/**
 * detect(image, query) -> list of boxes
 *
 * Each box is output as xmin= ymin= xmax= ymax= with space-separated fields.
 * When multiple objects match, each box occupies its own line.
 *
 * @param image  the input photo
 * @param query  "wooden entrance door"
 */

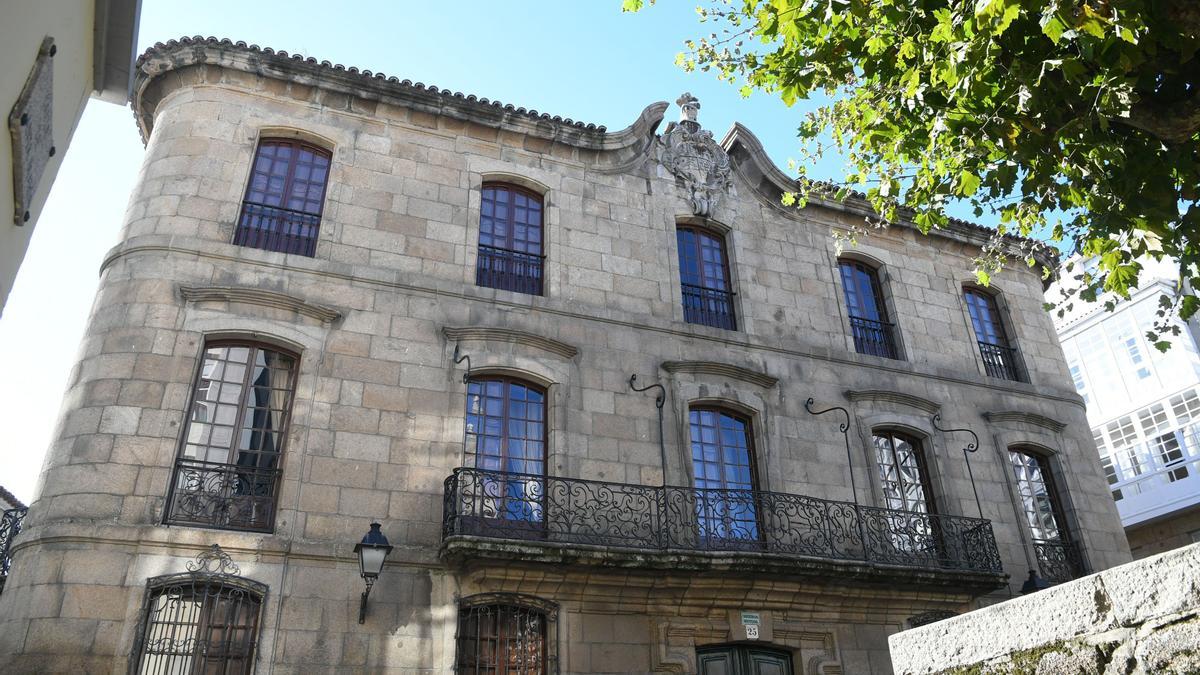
xmin=696 ymin=645 xmax=794 ymax=675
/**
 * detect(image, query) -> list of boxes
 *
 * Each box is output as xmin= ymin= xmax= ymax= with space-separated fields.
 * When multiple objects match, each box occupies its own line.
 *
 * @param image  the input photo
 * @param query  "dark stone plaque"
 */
xmin=8 ymin=37 xmax=56 ymax=225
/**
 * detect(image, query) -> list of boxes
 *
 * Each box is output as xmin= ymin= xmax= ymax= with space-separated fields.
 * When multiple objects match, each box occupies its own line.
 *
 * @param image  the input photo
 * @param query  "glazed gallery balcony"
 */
xmin=441 ymin=468 xmax=1006 ymax=590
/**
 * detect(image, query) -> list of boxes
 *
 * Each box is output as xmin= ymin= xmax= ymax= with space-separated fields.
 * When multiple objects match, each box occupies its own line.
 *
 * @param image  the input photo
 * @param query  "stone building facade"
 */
xmin=0 ymin=37 xmax=1129 ymax=674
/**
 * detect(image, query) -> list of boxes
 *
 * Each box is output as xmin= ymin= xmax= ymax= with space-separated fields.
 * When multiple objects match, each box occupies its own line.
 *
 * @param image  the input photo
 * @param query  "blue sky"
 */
xmin=0 ymin=1 xmax=996 ymax=502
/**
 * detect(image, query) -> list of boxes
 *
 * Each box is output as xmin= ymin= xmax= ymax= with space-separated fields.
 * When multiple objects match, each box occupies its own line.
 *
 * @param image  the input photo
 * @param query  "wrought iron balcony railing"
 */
xmin=849 ymin=316 xmax=899 ymax=359
xmin=0 ymin=506 xmax=28 ymax=593
xmin=1033 ymin=538 xmax=1084 ymax=584
xmin=164 ymin=458 xmax=282 ymax=533
xmin=442 ymin=467 xmax=1003 ymax=574
xmin=977 ymin=341 xmax=1023 ymax=382
xmin=476 ymin=245 xmax=545 ymax=296
xmin=681 ymin=283 xmax=737 ymax=331
xmin=234 ymin=201 xmax=322 ymax=257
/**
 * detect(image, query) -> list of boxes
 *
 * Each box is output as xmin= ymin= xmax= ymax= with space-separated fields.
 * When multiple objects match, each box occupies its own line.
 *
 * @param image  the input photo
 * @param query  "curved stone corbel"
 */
xmin=592 ymin=101 xmax=669 ymax=175
xmin=178 ymin=285 xmax=341 ymax=324
xmin=983 ymin=410 xmax=1068 ymax=433
xmin=844 ymin=389 xmax=941 ymax=414
xmin=442 ymin=326 xmax=579 ymax=360
xmin=600 ymin=100 xmax=669 ymax=151
xmin=661 ymin=360 xmax=777 ymax=388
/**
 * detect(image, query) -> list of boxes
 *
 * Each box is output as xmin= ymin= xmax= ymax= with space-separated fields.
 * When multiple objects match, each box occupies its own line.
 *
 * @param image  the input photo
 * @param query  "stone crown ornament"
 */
xmin=660 ymin=92 xmax=732 ymax=218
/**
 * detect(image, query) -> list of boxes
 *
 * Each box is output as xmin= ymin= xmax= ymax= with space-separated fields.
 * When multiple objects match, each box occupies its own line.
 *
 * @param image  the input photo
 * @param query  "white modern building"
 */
xmin=1052 ymin=256 xmax=1200 ymax=557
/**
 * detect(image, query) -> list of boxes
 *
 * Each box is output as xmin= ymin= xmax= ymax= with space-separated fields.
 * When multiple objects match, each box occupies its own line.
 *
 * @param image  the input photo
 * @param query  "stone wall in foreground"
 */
xmin=888 ymin=542 xmax=1200 ymax=674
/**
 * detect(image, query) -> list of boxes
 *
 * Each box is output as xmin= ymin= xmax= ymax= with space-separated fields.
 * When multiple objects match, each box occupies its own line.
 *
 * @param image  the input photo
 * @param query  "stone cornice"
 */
xmin=720 ymin=122 xmax=1059 ymax=276
xmin=443 ymin=326 xmax=579 ymax=360
xmin=844 ymin=389 xmax=942 ymax=414
xmin=105 ymin=237 xmax=1084 ymax=407
xmin=983 ymin=410 xmax=1068 ymax=433
xmin=178 ymin=284 xmax=341 ymax=324
xmin=661 ymin=360 xmax=778 ymax=388
xmin=133 ymin=37 xmax=666 ymax=156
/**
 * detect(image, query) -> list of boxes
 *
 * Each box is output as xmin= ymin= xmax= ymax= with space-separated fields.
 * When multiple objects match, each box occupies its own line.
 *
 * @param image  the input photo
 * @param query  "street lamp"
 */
xmin=354 ymin=522 xmax=393 ymax=623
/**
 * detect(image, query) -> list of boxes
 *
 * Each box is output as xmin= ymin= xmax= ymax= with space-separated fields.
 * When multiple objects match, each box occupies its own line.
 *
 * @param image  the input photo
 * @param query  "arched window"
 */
xmin=963 ymin=288 xmax=1023 ymax=381
xmin=476 ymin=183 xmax=544 ymax=295
xmin=133 ymin=568 xmax=266 ymax=674
xmin=465 ymin=377 xmax=547 ymax=527
xmin=1008 ymin=448 xmax=1082 ymax=582
xmin=165 ymin=340 xmax=298 ymax=532
xmin=677 ymin=226 xmax=736 ymax=330
xmin=838 ymin=259 xmax=898 ymax=359
xmin=689 ymin=407 xmax=759 ymax=544
xmin=235 ymin=138 xmax=331 ymax=256
xmin=455 ymin=593 xmax=558 ymax=674
xmin=872 ymin=431 xmax=936 ymax=514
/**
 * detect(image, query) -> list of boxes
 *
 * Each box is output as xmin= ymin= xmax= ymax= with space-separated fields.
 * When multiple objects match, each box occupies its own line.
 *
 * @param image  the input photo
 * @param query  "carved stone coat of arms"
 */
xmin=660 ymin=93 xmax=732 ymax=218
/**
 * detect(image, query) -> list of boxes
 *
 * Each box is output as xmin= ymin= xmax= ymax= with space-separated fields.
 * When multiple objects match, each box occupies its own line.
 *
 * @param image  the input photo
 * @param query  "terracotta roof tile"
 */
xmin=136 ymin=37 xmax=607 ymax=131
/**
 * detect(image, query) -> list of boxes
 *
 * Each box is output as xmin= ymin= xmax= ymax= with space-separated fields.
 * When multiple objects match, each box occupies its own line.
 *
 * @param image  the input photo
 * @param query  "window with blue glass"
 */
xmin=838 ymin=259 xmax=899 ymax=359
xmin=689 ymin=407 xmax=759 ymax=545
xmin=465 ymin=377 xmax=546 ymax=524
xmin=476 ymin=184 xmax=544 ymax=296
xmin=964 ymin=288 xmax=1023 ymax=381
xmin=677 ymin=226 xmax=736 ymax=330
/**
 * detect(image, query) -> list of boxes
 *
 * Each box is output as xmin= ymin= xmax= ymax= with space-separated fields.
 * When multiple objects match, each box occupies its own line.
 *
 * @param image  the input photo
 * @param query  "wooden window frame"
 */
xmin=1008 ymin=447 xmax=1084 ymax=582
xmin=837 ymin=258 xmax=900 ymax=359
xmin=476 ymin=183 xmax=546 ymax=296
xmin=676 ymin=225 xmax=737 ymax=330
xmin=871 ymin=430 xmax=939 ymax=515
xmin=688 ymin=405 xmax=762 ymax=547
xmin=465 ymin=375 xmax=548 ymax=477
xmin=1008 ymin=448 xmax=1072 ymax=543
xmin=963 ymin=287 xmax=1025 ymax=381
xmin=163 ymin=339 xmax=299 ymax=533
xmin=463 ymin=376 xmax=549 ymax=537
xmin=234 ymin=138 xmax=332 ymax=257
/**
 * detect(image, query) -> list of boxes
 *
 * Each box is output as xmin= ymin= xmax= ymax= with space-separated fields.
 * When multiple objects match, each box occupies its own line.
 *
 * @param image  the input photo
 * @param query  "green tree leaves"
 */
xmin=632 ymin=0 xmax=1200 ymax=342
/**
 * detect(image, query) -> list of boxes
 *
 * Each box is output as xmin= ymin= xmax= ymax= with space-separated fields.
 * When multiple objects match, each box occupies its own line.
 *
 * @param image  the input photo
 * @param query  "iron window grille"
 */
xmin=964 ymin=288 xmax=1025 ymax=382
xmin=131 ymin=546 xmax=266 ymax=675
xmin=476 ymin=184 xmax=544 ymax=296
xmin=677 ymin=226 xmax=736 ymax=330
xmin=164 ymin=341 xmax=298 ymax=533
xmin=455 ymin=593 xmax=558 ymax=675
xmin=234 ymin=139 xmax=331 ymax=257
xmin=1008 ymin=449 xmax=1084 ymax=583
xmin=0 ymin=506 xmax=28 ymax=594
xmin=839 ymin=260 xmax=899 ymax=359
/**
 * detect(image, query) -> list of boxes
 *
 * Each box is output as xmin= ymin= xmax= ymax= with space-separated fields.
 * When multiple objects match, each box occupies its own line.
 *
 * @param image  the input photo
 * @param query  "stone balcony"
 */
xmin=440 ymin=467 xmax=1008 ymax=593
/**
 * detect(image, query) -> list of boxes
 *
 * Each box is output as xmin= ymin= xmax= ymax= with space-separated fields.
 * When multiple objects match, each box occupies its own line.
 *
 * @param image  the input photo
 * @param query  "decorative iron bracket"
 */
xmin=451 ymin=343 xmax=472 ymax=384
xmin=804 ymin=398 xmax=858 ymax=507
xmin=186 ymin=544 xmax=240 ymax=577
xmin=359 ymin=576 xmax=376 ymax=624
xmin=630 ymin=374 xmax=668 ymax=486
xmin=628 ymin=374 xmax=665 ymax=409
xmin=932 ymin=414 xmax=984 ymax=519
